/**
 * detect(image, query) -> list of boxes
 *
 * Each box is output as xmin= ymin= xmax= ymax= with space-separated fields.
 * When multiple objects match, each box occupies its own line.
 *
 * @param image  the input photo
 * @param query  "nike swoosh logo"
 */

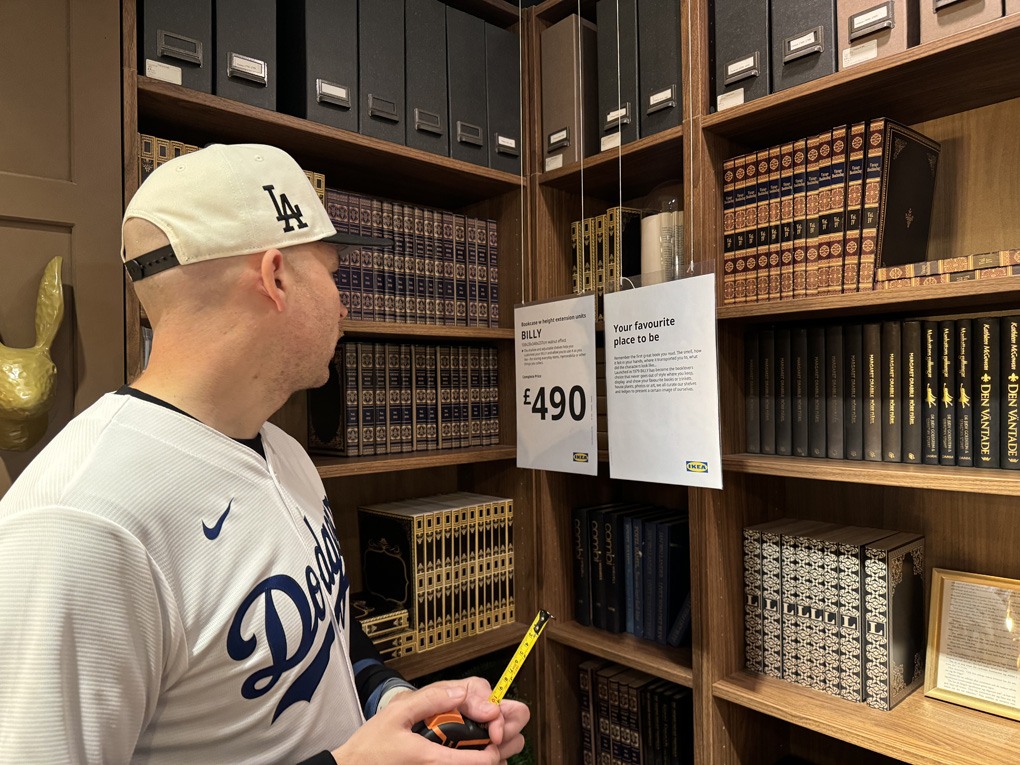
xmin=203 ymin=499 xmax=233 ymax=540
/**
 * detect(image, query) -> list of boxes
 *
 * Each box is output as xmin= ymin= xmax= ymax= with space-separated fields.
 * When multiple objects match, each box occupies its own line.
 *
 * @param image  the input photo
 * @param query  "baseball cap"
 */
xmin=121 ymin=143 xmax=391 ymax=281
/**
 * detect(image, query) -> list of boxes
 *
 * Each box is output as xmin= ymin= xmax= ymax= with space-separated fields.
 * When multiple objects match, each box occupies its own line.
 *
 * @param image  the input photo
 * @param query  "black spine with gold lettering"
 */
xmin=863 ymin=323 xmax=882 ymax=461
xmin=881 ymin=321 xmax=901 ymax=462
xmin=826 ymin=325 xmax=844 ymax=459
xmin=844 ymin=324 xmax=863 ymax=460
xmin=975 ymin=318 xmax=1000 ymax=469
xmin=956 ymin=319 xmax=974 ymax=467
xmin=793 ymin=328 xmax=809 ymax=457
xmin=1002 ymin=317 xmax=1020 ymax=470
xmin=923 ymin=321 xmax=940 ymax=465
xmin=761 ymin=329 xmax=776 ymax=455
xmin=776 ymin=329 xmax=792 ymax=456
xmin=902 ymin=321 xmax=922 ymax=464
xmin=939 ymin=320 xmax=956 ymax=465
xmin=746 ymin=329 xmax=761 ymax=453
xmin=808 ymin=326 xmax=826 ymax=458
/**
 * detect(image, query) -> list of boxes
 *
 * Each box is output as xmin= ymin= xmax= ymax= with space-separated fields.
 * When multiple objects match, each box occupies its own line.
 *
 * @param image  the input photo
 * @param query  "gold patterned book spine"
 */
xmin=374 ymin=343 xmax=388 ymax=453
xmin=755 ymin=150 xmax=770 ymax=302
xmin=743 ymin=526 xmax=765 ymax=673
xmin=859 ymin=118 xmax=887 ymax=291
xmin=842 ymin=122 xmax=867 ymax=293
xmin=595 ymin=214 xmax=606 ymax=322
xmin=877 ymin=249 xmax=1020 ymax=280
xmin=424 ymin=508 xmax=438 ymax=650
xmin=810 ymin=131 xmax=832 ymax=297
xmin=572 ymin=220 xmax=581 ymax=294
xmin=823 ymin=125 xmax=849 ymax=295
xmin=442 ymin=506 xmax=455 ymax=645
xmin=138 ymin=134 xmax=156 ymax=183
xmin=482 ymin=500 xmax=495 ymax=632
xmin=452 ymin=505 xmax=465 ymax=641
xmin=506 ymin=498 xmax=515 ymax=623
xmin=413 ymin=513 xmax=427 ymax=652
xmin=779 ymin=144 xmax=795 ymax=300
xmin=467 ymin=503 xmax=479 ymax=637
xmin=733 ymin=156 xmax=749 ymax=303
xmin=803 ymin=134 xmax=822 ymax=297
xmin=767 ymin=145 xmax=782 ymax=301
xmin=154 ymin=136 xmax=172 ymax=168
xmin=878 ymin=264 xmax=1020 ymax=289
xmin=496 ymin=498 xmax=508 ymax=628
xmin=721 ymin=158 xmax=738 ymax=304
xmin=792 ymin=139 xmax=808 ymax=298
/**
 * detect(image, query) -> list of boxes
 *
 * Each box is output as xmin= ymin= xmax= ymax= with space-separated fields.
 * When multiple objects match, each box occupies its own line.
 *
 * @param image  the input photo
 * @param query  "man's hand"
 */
xmin=455 ymin=677 xmax=530 ymax=765
xmin=331 ymin=680 xmax=500 ymax=765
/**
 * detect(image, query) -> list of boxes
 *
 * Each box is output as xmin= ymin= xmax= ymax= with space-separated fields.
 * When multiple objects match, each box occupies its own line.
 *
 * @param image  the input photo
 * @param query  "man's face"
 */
xmin=290 ymin=241 xmax=348 ymax=389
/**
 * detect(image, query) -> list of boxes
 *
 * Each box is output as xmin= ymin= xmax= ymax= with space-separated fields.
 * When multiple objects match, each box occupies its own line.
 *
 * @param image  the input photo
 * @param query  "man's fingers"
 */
xmin=391 ymin=683 xmax=468 ymax=728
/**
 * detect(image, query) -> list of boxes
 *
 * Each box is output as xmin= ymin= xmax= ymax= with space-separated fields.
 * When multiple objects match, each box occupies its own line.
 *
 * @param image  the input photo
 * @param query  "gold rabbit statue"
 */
xmin=0 ymin=257 xmax=64 ymax=451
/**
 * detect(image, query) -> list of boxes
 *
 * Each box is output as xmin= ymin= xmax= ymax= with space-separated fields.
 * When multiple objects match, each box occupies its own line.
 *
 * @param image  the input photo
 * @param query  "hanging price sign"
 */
xmin=515 ymin=294 xmax=598 ymax=475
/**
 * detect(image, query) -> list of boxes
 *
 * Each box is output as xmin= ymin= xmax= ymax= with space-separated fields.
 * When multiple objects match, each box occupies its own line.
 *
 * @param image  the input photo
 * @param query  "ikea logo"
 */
xmin=573 ymin=452 xmax=589 ymax=463
xmin=686 ymin=461 xmax=709 ymax=473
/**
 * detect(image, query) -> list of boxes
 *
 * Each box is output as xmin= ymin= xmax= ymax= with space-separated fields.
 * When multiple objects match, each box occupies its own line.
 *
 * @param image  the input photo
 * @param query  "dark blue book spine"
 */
xmin=633 ymin=516 xmax=645 ymax=639
xmin=604 ymin=511 xmax=625 ymax=634
xmin=623 ymin=513 xmax=635 ymax=634
xmin=590 ymin=510 xmax=606 ymax=630
xmin=572 ymin=505 xmax=591 ymax=626
xmin=642 ymin=519 xmax=658 ymax=640
xmin=666 ymin=591 xmax=692 ymax=647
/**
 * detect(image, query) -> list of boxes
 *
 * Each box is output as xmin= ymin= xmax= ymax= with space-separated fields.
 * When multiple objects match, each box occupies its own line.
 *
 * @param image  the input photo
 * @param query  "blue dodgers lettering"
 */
xmin=227 ymin=498 xmax=349 ymax=722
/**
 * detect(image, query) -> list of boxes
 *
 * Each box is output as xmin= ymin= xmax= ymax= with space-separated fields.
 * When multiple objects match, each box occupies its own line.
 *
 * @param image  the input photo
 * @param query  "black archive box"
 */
xmin=637 ymin=0 xmax=683 ymax=137
xmin=277 ymin=0 xmax=358 ymax=132
xmin=485 ymin=23 xmax=522 ymax=174
xmin=710 ymin=0 xmax=770 ymax=111
xmin=405 ymin=0 xmax=449 ymax=156
xmin=215 ymin=0 xmax=277 ymax=111
xmin=447 ymin=7 xmax=488 ymax=167
xmin=596 ymin=0 xmax=641 ymax=148
xmin=770 ymin=0 xmax=837 ymax=93
xmin=138 ymin=0 xmax=212 ymax=93
xmin=360 ymin=0 xmax=406 ymax=145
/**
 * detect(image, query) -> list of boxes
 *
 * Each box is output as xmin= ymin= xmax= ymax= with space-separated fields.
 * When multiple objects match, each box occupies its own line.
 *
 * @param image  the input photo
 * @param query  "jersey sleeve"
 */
xmin=0 ymin=506 xmax=177 ymax=763
xmin=349 ymin=616 xmax=414 ymax=718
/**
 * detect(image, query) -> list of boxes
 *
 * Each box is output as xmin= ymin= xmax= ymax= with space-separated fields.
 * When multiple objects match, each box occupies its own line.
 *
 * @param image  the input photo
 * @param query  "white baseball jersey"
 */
xmin=0 ymin=392 xmax=364 ymax=763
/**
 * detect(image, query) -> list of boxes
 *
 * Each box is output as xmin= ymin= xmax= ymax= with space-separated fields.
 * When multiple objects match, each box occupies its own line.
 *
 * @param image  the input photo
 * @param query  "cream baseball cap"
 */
xmin=122 ymin=143 xmax=390 ymax=281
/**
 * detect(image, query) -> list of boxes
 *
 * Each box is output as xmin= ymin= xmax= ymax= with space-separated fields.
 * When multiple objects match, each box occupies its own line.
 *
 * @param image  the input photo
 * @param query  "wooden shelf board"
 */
xmin=714 ymin=670 xmax=1020 ymax=765
xmin=702 ymin=14 xmax=1020 ymax=146
xmin=547 ymin=620 xmax=693 ymax=687
xmin=723 ymin=454 xmax=1020 ymax=497
xmin=539 ymin=125 xmax=683 ymax=201
xmin=136 ymin=76 xmax=524 ymax=209
xmin=341 ymin=320 xmax=514 ymax=340
xmin=387 ymin=622 xmax=529 ymax=681
xmin=717 ymin=276 xmax=1020 ymax=321
xmin=313 ymin=445 xmax=517 ymax=479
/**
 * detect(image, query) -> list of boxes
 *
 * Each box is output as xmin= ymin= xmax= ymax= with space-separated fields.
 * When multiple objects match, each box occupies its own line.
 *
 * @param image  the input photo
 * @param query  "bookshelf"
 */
xmin=526 ymin=1 xmax=1020 ymax=764
xmin=120 ymin=0 xmax=536 ymax=697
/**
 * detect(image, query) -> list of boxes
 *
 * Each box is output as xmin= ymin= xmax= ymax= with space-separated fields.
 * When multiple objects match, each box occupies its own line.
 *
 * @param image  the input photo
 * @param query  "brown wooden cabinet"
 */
xmin=120 ymin=0 xmax=1020 ymax=761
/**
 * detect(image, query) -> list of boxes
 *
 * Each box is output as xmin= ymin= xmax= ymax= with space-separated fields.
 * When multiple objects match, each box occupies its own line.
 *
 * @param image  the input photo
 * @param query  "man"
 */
xmin=0 ymin=144 xmax=529 ymax=763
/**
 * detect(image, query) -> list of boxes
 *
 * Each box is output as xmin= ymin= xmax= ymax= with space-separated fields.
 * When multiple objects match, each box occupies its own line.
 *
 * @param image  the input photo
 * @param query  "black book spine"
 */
xmin=976 ymin=318 xmax=1000 ymax=469
xmin=761 ymin=329 xmax=776 ymax=455
xmin=954 ymin=318 xmax=971 ymax=467
xmin=881 ymin=321 xmax=902 ymax=462
xmin=776 ymin=329 xmax=792 ymax=456
xmin=902 ymin=321 xmax=922 ymax=464
xmin=939 ymin=320 xmax=956 ymax=465
xmin=956 ymin=319 xmax=974 ymax=467
xmin=923 ymin=321 xmax=940 ymax=465
xmin=604 ymin=511 xmax=625 ymax=634
xmin=792 ymin=328 xmax=809 ymax=457
xmin=826 ymin=324 xmax=844 ymax=460
xmin=808 ymin=326 xmax=826 ymax=458
xmin=572 ymin=505 xmax=591 ymax=626
xmin=844 ymin=324 xmax=864 ymax=460
xmin=746 ymin=329 xmax=761 ymax=453
xmin=1003 ymin=317 xmax=1020 ymax=470
xmin=589 ymin=510 xmax=606 ymax=630
xmin=863 ymin=323 xmax=882 ymax=461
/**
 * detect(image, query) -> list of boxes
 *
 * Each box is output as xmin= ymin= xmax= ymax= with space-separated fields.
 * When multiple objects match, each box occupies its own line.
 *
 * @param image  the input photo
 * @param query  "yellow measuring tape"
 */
xmin=489 ymin=610 xmax=554 ymax=704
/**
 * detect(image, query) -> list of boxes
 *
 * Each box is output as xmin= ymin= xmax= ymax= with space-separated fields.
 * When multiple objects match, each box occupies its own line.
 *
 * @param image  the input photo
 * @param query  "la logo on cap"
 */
xmin=263 ymin=184 xmax=309 ymax=233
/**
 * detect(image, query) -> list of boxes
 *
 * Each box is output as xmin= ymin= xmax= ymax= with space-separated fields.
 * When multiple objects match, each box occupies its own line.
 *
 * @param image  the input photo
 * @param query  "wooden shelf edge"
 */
xmin=135 ymin=76 xmax=524 ymax=202
xmin=702 ymin=14 xmax=1020 ymax=139
xmin=547 ymin=620 xmax=693 ymax=687
xmin=387 ymin=622 xmax=529 ymax=680
xmin=713 ymin=670 xmax=1020 ymax=765
xmin=539 ymin=124 xmax=684 ymax=191
xmin=717 ymin=276 xmax=1020 ymax=320
xmin=313 ymin=445 xmax=517 ymax=478
xmin=342 ymin=320 xmax=514 ymax=340
xmin=722 ymin=454 xmax=1020 ymax=497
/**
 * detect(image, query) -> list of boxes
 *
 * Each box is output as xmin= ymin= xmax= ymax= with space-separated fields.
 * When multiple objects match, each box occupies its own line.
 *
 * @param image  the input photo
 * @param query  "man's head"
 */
xmin=121 ymin=144 xmax=379 ymax=392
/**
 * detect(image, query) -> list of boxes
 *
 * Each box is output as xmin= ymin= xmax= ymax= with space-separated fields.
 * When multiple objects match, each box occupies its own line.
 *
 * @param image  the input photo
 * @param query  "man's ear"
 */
xmin=256 ymin=249 xmax=287 ymax=311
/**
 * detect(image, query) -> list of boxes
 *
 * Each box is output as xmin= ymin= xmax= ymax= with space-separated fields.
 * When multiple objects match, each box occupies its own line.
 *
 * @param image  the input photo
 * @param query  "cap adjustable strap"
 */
xmin=124 ymin=244 xmax=180 ymax=282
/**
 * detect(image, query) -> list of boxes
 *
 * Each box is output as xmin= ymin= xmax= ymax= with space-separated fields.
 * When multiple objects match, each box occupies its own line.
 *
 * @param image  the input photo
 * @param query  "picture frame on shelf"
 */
xmin=925 ymin=568 xmax=1020 ymax=723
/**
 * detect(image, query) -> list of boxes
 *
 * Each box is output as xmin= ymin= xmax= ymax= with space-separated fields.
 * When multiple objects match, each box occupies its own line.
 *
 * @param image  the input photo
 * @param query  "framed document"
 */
xmin=925 ymin=568 xmax=1020 ymax=721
